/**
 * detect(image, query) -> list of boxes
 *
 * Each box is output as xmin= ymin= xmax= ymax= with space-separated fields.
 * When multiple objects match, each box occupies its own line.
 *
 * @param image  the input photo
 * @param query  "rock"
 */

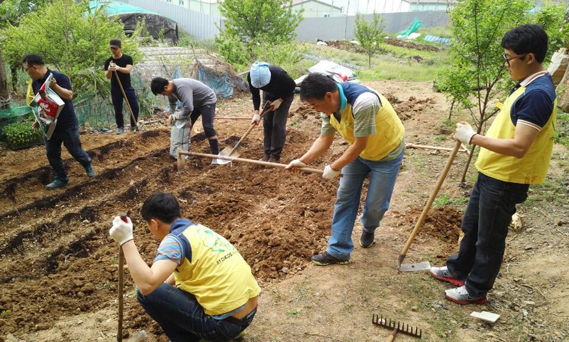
xmin=523 ymin=301 xmax=536 ymax=306
xmin=281 ymin=267 xmax=289 ymax=273
xmin=556 ymin=219 xmax=567 ymax=226
xmin=411 ymin=306 xmax=418 ymax=312
xmin=6 ymin=333 xmax=19 ymax=342
xmin=525 ymin=245 xmax=533 ymax=250
xmin=522 ymin=309 xmax=528 ymax=317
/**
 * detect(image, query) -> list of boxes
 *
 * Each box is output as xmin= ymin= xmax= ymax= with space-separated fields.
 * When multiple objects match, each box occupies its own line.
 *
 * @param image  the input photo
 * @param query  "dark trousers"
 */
xmin=111 ymin=85 xmax=139 ymax=128
xmin=447 ymin=172 xmax=529 ymax=297
xmin=189 ymin=103 xmax=217 ymax=138
xmin=44 ymin=126 xmax=92 ymax=182
xmin=262 ymin=93 xmax=293 ymax=159
xmin=137 ymin=284 xmax=254 ymax=342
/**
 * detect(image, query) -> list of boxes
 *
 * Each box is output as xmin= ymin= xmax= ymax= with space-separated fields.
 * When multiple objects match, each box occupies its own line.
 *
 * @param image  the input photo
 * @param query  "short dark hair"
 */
xmin=140 ymin=192 xmax=181 ymax=224
xmin=22 ymin=54 xmax=45 ymax=66
xmin=150 ymin=77 xmax=169 ymax=95
xmin=300 ymin=73 xmax=338 ymax=101
xmin=501 ymin=24 xmax=548 ymax=63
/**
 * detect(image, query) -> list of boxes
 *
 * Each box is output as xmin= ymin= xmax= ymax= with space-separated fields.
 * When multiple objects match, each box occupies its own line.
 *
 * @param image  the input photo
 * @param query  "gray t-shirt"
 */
xmin=169 ymin=78 xmax=217 ymax=119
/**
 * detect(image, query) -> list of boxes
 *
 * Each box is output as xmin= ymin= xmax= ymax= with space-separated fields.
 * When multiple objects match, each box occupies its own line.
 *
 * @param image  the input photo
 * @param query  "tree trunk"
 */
xmin=0 ymin=50 xmax=10 ymax=110
xmin=368 ymin=53 xmax=371 ymax=68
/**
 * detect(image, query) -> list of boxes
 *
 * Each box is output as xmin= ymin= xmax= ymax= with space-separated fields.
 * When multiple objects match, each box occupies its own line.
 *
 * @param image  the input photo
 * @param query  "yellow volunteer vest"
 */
xmin=475 ymin=86 xmax=556 ymax=184
xmin=329 ymin=93 xmax=405 ymax=161
xmin=174 ymin=224 xmax=261 ymax=315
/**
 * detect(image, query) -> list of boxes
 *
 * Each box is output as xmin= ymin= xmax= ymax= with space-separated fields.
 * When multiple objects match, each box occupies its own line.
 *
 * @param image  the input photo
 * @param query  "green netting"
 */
xmin=0 ymin=105 xmax=34 ymax=141
xmin=74 ymin=70 xmax=155 ymax=129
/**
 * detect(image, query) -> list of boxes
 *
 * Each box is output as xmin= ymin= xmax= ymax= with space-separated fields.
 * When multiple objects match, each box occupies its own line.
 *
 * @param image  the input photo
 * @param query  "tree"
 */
xmin=216 ymin=0 xmax=303 ymax=64
xmin=1 ymin=0 xmax=143 ymax=98
xmin=438 ymin=0 xmax=569 ymax=184
xmin=0 ymin=0 xmax=50 ymax=101
xmin=354 ymin=13 xmax=385 ymax=68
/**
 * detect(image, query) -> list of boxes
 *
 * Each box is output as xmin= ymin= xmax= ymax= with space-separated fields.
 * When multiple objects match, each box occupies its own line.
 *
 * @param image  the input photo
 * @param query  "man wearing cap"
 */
xmin=104 ymin=38 xmax=140 ymax=134
xmin=248 ymin=62 xmax=296 ymax=163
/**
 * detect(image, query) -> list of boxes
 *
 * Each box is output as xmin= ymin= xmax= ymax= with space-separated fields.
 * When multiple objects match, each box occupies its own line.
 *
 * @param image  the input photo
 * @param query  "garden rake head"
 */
xmin=372 ymin=314 xmax=422 ymax=339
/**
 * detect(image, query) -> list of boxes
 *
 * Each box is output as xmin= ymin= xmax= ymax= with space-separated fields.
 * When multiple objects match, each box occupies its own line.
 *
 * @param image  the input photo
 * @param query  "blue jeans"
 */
xmin=44 ymin=126 xmax=92 ymax=183
xmin=137 ymin=284 xmax=254 ymax=342
xmin=447 ymin=172 xmax=529 ymax=297
xmin=111 ymin=85 xmax=139 ymax=128
xmin=327 ymin=149 xmax=404 ymax=260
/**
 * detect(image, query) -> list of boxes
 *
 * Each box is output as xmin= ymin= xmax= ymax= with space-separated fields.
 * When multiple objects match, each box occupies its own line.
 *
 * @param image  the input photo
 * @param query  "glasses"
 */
xmin=503 ymin=53 xmax=527 ymax=66
xmin=23 ymin=65 xmax=34 ymax=72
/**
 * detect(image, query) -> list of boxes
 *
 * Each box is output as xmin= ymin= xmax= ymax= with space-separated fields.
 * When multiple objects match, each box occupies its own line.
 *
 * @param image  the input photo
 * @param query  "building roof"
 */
xmin=289 ymin=0 xmax=343 ymax=11
xmin=89 ymin=0 xmax=160 ymax=16
xmin=403 ymin=0 xmax=456 ymax=4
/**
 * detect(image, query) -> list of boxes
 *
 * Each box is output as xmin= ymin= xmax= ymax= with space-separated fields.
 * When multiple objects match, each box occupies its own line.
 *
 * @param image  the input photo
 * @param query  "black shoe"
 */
xmin=259 ymin=155 xmax=270 ymax=162
xmin=268 ymin=156 xmax=280 ymax=163
xmin=311 ymin=251 xmax=350 ymax=266
xmin=359 ymin=230 xmax=375 ymax=248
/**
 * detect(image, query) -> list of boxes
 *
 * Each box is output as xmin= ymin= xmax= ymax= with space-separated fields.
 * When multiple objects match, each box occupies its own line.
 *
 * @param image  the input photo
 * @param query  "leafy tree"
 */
xmin=1 ymin=0 xmax=143 ymax=98
xmin=438 ymin=0 xmax=569 ymax=184
xmin=216 ymin=0 xmax=303 ymax=64
xmin=354 ymin=13 xmax=385 ymax=68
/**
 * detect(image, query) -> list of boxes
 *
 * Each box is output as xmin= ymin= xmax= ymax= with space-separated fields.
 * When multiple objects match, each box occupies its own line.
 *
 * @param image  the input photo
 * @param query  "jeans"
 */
xmin=137 ymin=284 xmax=254 ymax=342
xmin=44 ymin=126 xmax=92 ymax=183
xmin=262 ymin=93 xmax=293 ymax=159
xmin=447 ymin=172 xmax=529 ymax=297
xmin=189 ymin=103 xmax=217 ymax=138
xmin=327 ymin=149 xmax=404 ymax=260
xmin=111 ymin=85 xmax=139 ymax=128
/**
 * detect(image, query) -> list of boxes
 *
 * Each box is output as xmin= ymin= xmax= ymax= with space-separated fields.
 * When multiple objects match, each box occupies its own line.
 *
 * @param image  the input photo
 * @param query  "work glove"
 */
xmin=251 ymin=113 xmax=261 ymax=126
xmin=285 ymin=159 xmax=307 ymax=171
xmin=323 ymin=165 xmax=340 ymax=179
xmin=109 ymin=216 xmax=134 ymax=246
xmin=454 ymin=122 xmax=477 ymax=145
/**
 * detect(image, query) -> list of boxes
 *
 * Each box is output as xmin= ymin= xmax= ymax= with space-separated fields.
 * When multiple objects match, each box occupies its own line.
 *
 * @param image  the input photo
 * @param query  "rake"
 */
xmin=372 ymin=314 xmax=422 ymax=341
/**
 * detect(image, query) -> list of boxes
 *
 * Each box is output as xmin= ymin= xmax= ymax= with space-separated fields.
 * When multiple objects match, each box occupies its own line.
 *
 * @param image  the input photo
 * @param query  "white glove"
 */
xmin=251 ymin=114 xmax=261 ymax=126
xmin=454 ymin=122 xmax=477 ymax=145
xmin=285 ymin=159 xmax=307 ymax=170
xmin=323 ymin=165 xmax=340 ymax=179
xmin=109 ymin=216 xmax=134 ymax=245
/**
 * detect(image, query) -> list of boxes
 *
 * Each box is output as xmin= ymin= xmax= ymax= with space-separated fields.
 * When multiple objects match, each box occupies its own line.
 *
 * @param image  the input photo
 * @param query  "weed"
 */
xmin=286 ymin=308 xmax=300 ymax=318
xmin=434 ymin=194 xmax=451 ymax=206
xmin=1 ymin=310 xmax=12 ymax=315
xmin=435 ymin=135 xmax=448 ymax=142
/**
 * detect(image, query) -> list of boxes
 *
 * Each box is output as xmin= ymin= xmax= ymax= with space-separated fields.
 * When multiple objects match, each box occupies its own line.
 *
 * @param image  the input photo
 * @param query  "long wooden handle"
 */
xmin=117 ymin=213 xmax=128 ymax=342
xmin=183 ymin=151 xmax=325 ymax=174
xmin=385 ymin=328 xmax=397 ymax=342
xmin=406 ymin=143 xmax=468 ymax=153
xmin=397 ymin=140 xmax=462 ymax=267
xmin=113 ymin=70 xmax=137 ymax=127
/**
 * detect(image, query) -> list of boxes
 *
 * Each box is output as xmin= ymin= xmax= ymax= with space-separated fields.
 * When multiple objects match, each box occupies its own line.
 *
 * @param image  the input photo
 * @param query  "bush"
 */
xmin=3 ymin=121 xmax=43 ymax=149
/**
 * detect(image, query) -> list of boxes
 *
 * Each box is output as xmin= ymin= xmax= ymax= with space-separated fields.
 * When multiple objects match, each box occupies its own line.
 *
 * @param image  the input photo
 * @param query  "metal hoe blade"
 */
xmin=399 ymin=261 xmax=431 ymax=272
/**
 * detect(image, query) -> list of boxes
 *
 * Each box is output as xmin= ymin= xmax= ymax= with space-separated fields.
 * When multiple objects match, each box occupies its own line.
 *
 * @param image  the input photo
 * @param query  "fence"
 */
xmin=120 ymin=0 xmax=449 ymax=42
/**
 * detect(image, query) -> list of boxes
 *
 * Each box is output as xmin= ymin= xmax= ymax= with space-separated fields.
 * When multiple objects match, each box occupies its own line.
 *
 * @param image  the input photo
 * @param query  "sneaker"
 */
xmin=359 ymin=230 xmax=374 ymax=248
xmin=116 ymin=127 xmax=125 ymax=134
xmin=268 ymin=156 xmax=280 ymax=163
xmin=46 ymin=179 xmax=68 ymax=190
xmin=311 ymin=251 xmax=350 ymax=266
xmin=85 ymin=164 xmax=96 ymax=177
xmin=445 ymin=285 xmax=487 ymax=305
xmin=130 ymin=125 xmax=140 ymax=132
xmin=259 ymin=155 xmax=270 ymax=162
xmin=430 ymin=266 xmax=466 ymax=286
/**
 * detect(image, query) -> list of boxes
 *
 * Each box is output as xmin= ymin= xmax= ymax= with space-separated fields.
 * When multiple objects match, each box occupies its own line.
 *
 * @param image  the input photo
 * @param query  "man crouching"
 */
xmin=109 ymin=193 xmax=260 ymax=341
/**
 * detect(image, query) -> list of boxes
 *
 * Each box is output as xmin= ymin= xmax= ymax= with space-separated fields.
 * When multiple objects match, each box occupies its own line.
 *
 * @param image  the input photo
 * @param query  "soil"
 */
xmin=1 ymin=81 xmax=568 ymax=342
xmin=384 ymin=38 xmax=441 ymax=52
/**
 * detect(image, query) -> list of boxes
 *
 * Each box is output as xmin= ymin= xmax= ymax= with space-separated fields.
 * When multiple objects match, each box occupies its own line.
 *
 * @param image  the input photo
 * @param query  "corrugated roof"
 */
xmin=89 ymin=0 xmax=159 ymax=16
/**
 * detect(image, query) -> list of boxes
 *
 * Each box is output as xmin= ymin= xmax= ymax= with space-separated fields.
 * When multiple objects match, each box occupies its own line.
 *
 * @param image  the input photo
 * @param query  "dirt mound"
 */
xmin=394 ymin=206 xmax=463 ymax=252
xmin=290 ymin=102 xmax=318 ymax=119
xmin=390 ymin=95 xmax=437 ymax=120
xmin=384 ymin=38 xmax=441 ymax=52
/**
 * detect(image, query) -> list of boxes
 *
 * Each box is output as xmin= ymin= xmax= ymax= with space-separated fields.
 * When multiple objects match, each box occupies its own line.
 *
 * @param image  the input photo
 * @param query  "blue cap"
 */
xmin=250 ymin=61 xmax=271 ymax=88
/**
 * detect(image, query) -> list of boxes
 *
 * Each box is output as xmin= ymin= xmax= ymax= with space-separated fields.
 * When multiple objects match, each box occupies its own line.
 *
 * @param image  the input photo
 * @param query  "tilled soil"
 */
xmin=0 ymin=115 xmax=338 ymax=338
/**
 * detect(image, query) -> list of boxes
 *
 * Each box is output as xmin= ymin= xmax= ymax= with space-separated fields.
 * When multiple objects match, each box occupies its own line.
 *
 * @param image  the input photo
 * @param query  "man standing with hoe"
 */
xmin=23 ymin=54 xmax=95 ymax=190
xmin=109 ymin=193 xmax=260 ymax=342
xmin=104 ymin=39 xmax=140 ymax=134
xmin=430 ymin=25 xmax=557 ymax=305
xmin=248 ymin=62 xmax=296 ymax=163
xmin=286 ymin=73 xmax=405 ymax=266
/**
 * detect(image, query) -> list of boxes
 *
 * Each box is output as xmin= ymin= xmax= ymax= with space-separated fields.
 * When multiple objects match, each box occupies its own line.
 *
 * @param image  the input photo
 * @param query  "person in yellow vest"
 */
xmin=430 ymin=24 xmax=557 ymax=305
xmin=108 ymin=193 xmax=260 ymax=341
xmin=286 ymin=73 xmax=405 ymax=265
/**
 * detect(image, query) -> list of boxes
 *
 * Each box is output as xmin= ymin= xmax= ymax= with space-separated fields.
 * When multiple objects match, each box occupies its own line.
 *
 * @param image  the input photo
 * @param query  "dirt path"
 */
xmin=1 ymin=81 xmax=567 ymax=342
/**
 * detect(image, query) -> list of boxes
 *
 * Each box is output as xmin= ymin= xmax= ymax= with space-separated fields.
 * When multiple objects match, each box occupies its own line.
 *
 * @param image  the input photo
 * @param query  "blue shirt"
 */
xmin=509 ymin=73 xmax=555 ymax=129
xmin=32 ymin=69 xmax=78 ymax=132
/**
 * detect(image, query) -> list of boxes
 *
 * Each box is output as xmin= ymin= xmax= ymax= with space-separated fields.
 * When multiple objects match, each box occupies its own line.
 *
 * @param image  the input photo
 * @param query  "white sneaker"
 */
xmin=445 ymin=285 xmax=487 ymax=305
